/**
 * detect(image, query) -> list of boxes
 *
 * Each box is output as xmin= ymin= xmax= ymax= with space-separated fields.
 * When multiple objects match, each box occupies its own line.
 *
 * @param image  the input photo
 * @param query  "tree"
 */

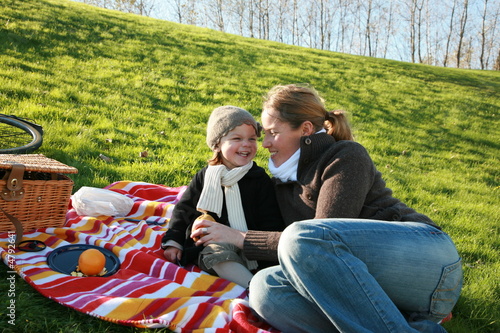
xmin=479 ymin=0 xmax=500 ymax=70
xmin=172 ymin=0 xmax=184 ymax=23
xmin=407 ymin=0 xmax=425 ymax=63
xmin=444 ymin=0 xmax=457 ymax=67
xmin=255 ymin=0 xmax=270 ymax=40
xmin=364 ymin=0 xmax=374 ymax=57
xmin=274 ymin=0 xmax=287 ymax=42
xmin=206 ymin=0 xmax=225 ymax=31
xmin=416 ymin=0 xmax=424 ymax=63
xmin=248 ymin=0 xmax=256 ymax=38
xmin=230 ymin=0 xmax=247 ymax=36
xmin=291 ymin=0 xmax=299 ymax=46
xmin=495 ymin=49 xmax=500 ymax=70
xmin=480 ymin=0 xmax=490 ymax=69
xmin=382 ymin=1 xmax=395 ymax=59
xmin=315 ymin=0 xmax=335 ymax=51
xmin=456 ymin=0 xmax=469 ymax=68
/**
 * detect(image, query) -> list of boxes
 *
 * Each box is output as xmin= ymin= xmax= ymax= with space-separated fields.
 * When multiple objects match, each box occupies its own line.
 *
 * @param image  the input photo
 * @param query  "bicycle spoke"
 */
xmin=0 ymin=115 xmax=43 ymax=153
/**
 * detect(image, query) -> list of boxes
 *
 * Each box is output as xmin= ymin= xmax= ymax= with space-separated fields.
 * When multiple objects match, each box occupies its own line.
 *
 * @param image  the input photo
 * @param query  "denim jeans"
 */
xmin=249 ymin=219 xmax=462 ymax=333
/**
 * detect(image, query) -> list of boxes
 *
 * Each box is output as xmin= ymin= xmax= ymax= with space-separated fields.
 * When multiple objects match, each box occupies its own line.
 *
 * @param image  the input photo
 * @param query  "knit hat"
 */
xmin=206 ymin=106 xmax=261 ymax=150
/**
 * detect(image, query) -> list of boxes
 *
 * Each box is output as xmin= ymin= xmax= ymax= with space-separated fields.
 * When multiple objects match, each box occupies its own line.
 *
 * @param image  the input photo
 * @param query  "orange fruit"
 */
xmin=192 ymin=212 xmax=216 ymax=241
xmin=196 ymin=212 xmax=215 ymax=223
xmin=78 ymin=248 xmax=106 ymax=276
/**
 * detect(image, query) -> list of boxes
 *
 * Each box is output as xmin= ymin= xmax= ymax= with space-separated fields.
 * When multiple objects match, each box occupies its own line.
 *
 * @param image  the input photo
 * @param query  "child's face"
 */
xmin=216 ymin=124 xmax=258 ymax=169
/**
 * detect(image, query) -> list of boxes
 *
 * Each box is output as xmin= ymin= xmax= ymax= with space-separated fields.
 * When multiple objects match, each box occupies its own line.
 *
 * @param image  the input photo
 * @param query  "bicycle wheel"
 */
xmin=0 ymin=115 xmax=43 ymax=153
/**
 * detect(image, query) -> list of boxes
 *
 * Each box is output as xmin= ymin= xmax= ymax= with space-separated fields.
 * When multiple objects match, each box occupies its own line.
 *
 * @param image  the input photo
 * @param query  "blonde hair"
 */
xmin=263 ymin=84 xmax=354 ymax=141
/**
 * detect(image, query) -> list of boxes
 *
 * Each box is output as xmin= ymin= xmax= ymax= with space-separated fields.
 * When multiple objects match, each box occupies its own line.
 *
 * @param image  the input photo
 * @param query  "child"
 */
xmin=161 ymin=105 xmax=284 ymax=287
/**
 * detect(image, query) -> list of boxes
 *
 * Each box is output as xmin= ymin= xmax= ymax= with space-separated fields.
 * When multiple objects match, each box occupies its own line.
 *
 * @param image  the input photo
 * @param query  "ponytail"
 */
xmin=324 ymin=110 xmax=354 ymax=141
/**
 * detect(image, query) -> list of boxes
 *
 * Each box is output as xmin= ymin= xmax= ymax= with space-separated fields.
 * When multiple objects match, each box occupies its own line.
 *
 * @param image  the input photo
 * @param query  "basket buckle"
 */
xmin=1 ymin=163 xmax=25 ymax=201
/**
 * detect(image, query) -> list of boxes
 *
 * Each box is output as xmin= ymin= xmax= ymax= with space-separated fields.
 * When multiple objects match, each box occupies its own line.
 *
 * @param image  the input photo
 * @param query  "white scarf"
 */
xmin=196 ymin=162 xmax=257 ymax=270
xmin=269 ymin=129 xmax=326 ymax=182
xmin=268 ymin=149 xmax=300 ymax=182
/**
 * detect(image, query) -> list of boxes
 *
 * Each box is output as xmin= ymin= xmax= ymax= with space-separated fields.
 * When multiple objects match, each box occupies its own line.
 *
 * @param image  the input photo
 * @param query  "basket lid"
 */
xmin=0 ymin=154 xmax=78 ymax=174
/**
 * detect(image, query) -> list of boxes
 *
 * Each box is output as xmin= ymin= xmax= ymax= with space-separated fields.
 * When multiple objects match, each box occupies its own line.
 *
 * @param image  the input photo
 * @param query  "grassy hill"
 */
xmin=1 ymin=0 xmax=499 ymax=332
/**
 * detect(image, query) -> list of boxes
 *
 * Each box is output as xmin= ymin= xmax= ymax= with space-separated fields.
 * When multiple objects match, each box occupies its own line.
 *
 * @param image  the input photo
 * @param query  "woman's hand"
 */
xmin=191 ymin=219 xmax=246 ymax=249
xmin=163 ymin=246 xmax=182 ymax=264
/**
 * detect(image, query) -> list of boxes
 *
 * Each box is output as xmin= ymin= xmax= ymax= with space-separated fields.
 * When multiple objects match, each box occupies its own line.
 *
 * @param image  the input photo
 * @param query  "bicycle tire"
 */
xmin=0 ymin=115 xmax=43 ymax=153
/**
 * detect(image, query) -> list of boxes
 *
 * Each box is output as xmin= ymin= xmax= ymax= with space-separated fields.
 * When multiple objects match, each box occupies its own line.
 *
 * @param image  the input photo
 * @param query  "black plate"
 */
xmin=47 ymin=244 xmax=120 ymax=277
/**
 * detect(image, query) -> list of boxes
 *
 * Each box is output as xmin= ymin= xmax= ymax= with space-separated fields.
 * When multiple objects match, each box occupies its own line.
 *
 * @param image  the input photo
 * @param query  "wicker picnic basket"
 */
xmin=0 ymin=154 xmax=78 ymax=237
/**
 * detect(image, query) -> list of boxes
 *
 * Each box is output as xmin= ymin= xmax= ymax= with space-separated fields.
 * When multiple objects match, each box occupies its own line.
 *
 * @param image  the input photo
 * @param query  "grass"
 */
xmin=0 ymin=0 xmax=499 ymax=331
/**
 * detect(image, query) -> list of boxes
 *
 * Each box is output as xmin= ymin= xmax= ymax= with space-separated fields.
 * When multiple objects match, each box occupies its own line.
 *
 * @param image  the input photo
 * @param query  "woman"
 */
xmin=191 ymin=84 xmax=462 ymax=332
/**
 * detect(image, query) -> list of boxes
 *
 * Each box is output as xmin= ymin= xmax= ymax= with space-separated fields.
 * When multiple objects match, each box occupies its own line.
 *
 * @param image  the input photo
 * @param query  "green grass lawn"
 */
xmin=0 ymin=0 xmax=499 ymax=332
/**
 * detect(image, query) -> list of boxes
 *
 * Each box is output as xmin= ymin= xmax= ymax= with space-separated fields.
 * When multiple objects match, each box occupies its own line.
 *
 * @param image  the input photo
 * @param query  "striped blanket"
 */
xmin=0 ymin=181 xmax=278 ymax=332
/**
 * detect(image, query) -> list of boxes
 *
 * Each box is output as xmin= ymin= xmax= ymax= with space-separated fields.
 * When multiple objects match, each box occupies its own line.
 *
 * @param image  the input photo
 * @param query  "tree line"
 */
xmin=78 ymin=0 xmax=500 ymax=70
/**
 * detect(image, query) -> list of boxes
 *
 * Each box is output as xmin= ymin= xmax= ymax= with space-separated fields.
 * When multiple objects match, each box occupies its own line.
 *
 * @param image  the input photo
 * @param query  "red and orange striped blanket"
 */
xmin=0 ymin=181 xmax=278 ymax=332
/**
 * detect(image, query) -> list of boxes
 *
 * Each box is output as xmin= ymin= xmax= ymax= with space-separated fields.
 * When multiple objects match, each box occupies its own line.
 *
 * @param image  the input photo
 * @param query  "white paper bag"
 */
xmin=72 ymin=186 xmax=134 ymax=217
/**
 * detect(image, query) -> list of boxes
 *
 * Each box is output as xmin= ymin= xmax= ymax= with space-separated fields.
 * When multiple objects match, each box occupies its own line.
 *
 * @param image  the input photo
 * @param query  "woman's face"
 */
xmin=261 ymin=109 xmax=303 ymax=167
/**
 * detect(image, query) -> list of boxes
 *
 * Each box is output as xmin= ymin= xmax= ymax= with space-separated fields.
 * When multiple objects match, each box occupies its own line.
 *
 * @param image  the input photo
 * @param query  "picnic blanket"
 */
xmin=0 ymin=181 xmax=278 ymax=332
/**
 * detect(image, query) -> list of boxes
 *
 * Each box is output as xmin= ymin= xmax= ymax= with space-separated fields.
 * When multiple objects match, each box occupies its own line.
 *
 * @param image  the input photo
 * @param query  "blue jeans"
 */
xmin=249 ymin=219 xmax=462 ymax=333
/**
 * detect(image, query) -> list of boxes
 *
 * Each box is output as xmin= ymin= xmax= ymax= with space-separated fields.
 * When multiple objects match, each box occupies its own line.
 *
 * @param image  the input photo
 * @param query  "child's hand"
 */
xmin=163 ymin=246 xmax=182 ymax=264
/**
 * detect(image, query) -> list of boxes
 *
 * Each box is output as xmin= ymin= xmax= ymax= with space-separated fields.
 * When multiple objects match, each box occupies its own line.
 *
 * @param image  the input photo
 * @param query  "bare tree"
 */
xmin=274 ymin=0 xmax=288 ymax=43
xmin=479 ymin=0 xmax=500 ymax=70
xmin=352 ymin=0 xmax=364 ymax=55
xmin=303 ymin=1 xmax=317 ymax=48
xmin=248 ymin=0 xmax=255 ymax=38
xmin=407 ymin=0 xmax=425 ymax=63
xmin=480 ymin=0 xmax=490 ymax=69
xmin=185 ymin=0 xmax=199 ymax=25
xmin=291 ymin=0 xmax=300 ymax=46
xmin=495 ymin=48 xmax=500 ymax=70
xmin=422 ymin=0 xmax=443 ymax=66
xmin=444 ymin=0 xmax=457 ymax=67
xmin=255 ymin=0 xmax=271 ymax=40
xmin=315 ymin=0 xmax=334 ymax=50
xmin=363 ymin=0 xmax=374 ymax=57
xmin=135 ymin=0 xmax=154 ymax=16
xmin=408 ymin=0 xmax=417 ymax=63
xmin=211 ymin=0 xmax=225 ymax=31
xmin=463 ymin=37 xmax=474 ymax=68
xmin=229 ymin=0 xmax=247 ymax=36
xmin=336 ymin=0 xmax=348 ymax=53
xmin=172 ymin=0 xmax=184 ymax=23
xmin=415 ymin=0 xmax=424 ymax=63
xmin=382 ymin=1 xmax=395 ymax=59
xmin=456 ymin=0 xmax=469 ymax=68
xmin=488 ymin=4 xmax=500 ymax=69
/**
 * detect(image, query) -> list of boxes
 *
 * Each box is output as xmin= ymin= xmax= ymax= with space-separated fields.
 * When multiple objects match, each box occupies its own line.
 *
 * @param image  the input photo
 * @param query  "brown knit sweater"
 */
xmin=243 ymin=133 xmax=439 ymax=262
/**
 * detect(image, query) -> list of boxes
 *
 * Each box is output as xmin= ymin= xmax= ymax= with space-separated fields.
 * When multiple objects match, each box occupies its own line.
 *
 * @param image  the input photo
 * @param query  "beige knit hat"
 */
xmin=206 ymin=106 xmax=261 ymax=150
